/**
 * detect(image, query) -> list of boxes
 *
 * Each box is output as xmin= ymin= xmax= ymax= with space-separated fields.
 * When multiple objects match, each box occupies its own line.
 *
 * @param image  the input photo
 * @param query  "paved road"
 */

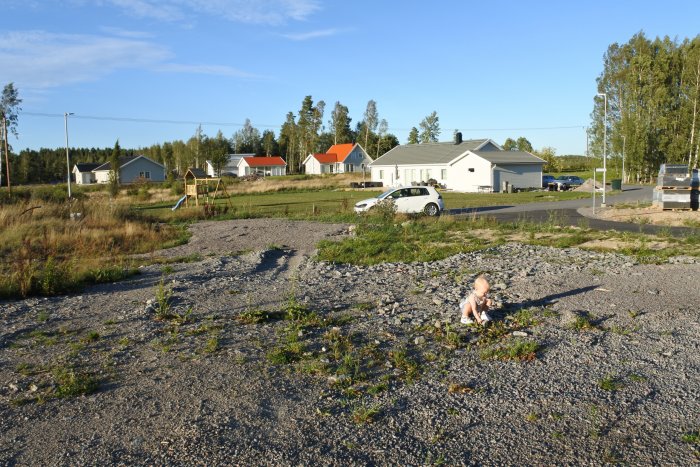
xmin=448 ymin=185 xmax=698 ymax=237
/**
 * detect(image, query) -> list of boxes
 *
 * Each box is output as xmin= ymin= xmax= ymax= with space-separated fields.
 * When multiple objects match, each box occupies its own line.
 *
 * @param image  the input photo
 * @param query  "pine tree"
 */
xmin=108 ymin=140 xmax=121 ymax=197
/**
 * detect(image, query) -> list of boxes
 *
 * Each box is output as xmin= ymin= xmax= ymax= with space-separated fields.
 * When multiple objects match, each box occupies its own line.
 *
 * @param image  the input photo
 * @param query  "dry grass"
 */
xmin=224 ymin=173 xmax=364 ymax=194
xmin=0 ymin=198 xmax=185 ymax=298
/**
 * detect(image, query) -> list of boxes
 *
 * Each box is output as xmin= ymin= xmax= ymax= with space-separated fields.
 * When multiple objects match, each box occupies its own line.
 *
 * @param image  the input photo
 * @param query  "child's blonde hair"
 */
xmin=474 ymin=275 xmax=489 ymax=289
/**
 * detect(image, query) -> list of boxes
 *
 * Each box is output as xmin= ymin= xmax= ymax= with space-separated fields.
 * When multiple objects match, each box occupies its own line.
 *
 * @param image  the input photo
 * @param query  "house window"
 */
xmin=379 ymin=169 xmax=384 ymax=179
xmin=145 ymin=171 xmax=151 ymax=179
xmin=425 ymin=169 xmax=431 ymax=180
xmin=441 ymin=169 xmax=447 ymax=180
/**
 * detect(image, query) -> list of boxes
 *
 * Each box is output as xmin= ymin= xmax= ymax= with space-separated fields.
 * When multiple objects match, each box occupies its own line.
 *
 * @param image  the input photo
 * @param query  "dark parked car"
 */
xmin=556 ymin=175 xmax=585 ymax=186
xmin=542 ymin=175 xmax=556 ymax=187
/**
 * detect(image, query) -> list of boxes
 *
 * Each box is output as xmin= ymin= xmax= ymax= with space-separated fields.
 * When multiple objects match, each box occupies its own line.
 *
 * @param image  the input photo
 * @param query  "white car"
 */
xmin=354 ymin=186 xmax=445 ymax=216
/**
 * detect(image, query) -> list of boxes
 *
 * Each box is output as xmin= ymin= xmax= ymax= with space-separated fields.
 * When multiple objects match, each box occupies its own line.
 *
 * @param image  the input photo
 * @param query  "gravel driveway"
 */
xmin=1 ymin=219 xmax=699 ymax=465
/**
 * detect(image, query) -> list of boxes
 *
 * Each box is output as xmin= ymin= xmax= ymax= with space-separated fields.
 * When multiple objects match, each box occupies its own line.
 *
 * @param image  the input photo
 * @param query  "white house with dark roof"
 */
xmin=237 ymin=156 xmax=287 ymax=176
xmin=93 ymin=155 xmax=166 ymax=184
xmin=72 ymin=163 xmax=100 ymax=184
xmin=369 ymin=134 xmax=545 ymax=192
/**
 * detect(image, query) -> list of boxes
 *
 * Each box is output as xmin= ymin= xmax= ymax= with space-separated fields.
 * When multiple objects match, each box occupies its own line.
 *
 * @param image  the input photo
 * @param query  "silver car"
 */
xmin=354 ymin=186 xmax=445 ymax=216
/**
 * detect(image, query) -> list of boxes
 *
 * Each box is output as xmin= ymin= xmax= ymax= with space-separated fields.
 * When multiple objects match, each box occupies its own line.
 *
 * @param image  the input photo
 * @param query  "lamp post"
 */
xmin=621 ymin=134 xmax=626 ymax=190
xmin=597 ymin=93 xmax=607 ymax=206
xmin=64 ymin=112 xmax=74 ymax=199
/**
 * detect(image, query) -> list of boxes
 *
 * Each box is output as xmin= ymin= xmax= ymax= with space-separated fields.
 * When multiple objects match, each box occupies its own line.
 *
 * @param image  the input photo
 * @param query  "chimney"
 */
xmin=454 ymin=132 xmax=463 ymax=145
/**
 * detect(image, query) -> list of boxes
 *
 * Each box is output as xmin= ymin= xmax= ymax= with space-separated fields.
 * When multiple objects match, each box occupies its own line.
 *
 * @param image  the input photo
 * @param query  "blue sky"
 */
xmin=3 ymin=0 xmax=700 ymax=155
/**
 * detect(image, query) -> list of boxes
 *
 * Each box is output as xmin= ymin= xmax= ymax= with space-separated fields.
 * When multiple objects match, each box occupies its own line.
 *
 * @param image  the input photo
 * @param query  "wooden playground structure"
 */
xmin=180 ymin=167 xmax=227 ymax=207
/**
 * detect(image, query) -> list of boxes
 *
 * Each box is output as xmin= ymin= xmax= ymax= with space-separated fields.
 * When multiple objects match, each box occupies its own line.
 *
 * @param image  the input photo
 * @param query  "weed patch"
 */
xmin=480 ymin=339 xmax=541 ymax=361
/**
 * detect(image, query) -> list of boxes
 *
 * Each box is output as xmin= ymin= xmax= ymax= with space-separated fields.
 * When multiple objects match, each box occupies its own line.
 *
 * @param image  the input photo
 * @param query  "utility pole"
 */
xmin=65 ymin=112 xmax=74 ymax=199
xmin=597 ymin=93 xmax=607 ymax=206
xmin=621 ymin=135 xmax=626 ymax=189
xmin=2 ymin=117 xmax=10 ymax=193
xmin=0 ymin=117 xmax=3 ymax=188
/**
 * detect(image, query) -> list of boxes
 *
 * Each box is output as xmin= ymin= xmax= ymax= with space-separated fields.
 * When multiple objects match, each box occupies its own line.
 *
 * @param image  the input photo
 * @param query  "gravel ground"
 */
xmin=1 ymin=218 xmax=699 ymax=466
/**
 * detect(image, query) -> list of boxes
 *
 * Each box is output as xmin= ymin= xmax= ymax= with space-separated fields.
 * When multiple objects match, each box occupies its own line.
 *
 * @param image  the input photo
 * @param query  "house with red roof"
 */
xmin=237 ymin=156 xmax=287 ymax=177
xmin=302 ymin=143 xmax=372 ymax=175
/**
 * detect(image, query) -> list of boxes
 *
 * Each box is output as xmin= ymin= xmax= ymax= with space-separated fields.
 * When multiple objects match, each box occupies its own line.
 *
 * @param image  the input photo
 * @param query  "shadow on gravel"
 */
xmin=251 ymin=248 xmax=291 ymax=276
xmin=506 ymin=285 xmax=600 ymax=312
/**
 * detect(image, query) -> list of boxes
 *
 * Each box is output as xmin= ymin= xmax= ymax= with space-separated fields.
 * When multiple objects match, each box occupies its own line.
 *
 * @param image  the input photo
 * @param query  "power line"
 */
xmin=22 ymin=111 xmax=279 ymax=129
xmin=23 ymin=111 xmax=586 ymax=134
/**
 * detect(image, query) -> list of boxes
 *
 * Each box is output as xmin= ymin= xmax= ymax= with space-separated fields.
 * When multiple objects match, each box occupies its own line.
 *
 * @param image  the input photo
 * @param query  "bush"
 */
xmin=170 ymin=181 xmax=184 ymax=196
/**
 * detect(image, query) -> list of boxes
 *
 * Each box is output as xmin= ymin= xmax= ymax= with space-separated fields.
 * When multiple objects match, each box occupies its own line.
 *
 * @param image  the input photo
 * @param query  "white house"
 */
xmin=205 ymin=153 xmax=254 ymax=177
xmin=93 ymin=155 xmax=166 ymax=184
xmin=238 ymin=156 xmax=287 ymax=176
xmin=369 ymin=134 xmax=545 ymax=192
xmin=303 ymin=143 xmax=372 ymax=175
xmin=72 ymin=163 xmax=100 ymax=184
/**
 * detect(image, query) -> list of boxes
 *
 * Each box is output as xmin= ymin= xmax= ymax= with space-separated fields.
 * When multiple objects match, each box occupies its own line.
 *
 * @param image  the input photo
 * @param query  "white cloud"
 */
xmin=101 ymin=0 xmax=185 ymax=21
xmin=282 ymin=28 xmax=342 ymax=41
xmin=102 ymin=0 xmax=321 ymax=25
xmin=0 ymin=31 xmax=171 ymax=89
xmin=99 ymin=26 xmax=155 ymax=38
xmin=0 ymin=30 xmax=260 ymax=90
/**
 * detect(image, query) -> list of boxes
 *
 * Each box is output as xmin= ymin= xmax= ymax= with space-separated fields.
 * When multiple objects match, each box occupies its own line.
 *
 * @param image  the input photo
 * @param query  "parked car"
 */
xmin=542 ymin=175 xmax=556 ymax=187
xmin=354 ymin=186 xmax=444 ymax=216
xmin=556 ymin=175 xmax=585 ymax=186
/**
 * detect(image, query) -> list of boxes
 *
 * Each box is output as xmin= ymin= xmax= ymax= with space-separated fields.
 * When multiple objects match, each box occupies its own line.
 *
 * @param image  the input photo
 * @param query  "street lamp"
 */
xmin=64 ymin=112 xmax=74 ymax=199
xmin=621 ymin=134 xmax=626 ymax=190
xmin=597 ymin=93 xmax=607 ymax=206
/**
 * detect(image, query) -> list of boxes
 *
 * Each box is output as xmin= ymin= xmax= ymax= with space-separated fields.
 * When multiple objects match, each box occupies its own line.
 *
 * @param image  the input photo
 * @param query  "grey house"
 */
xmin=93 ymin=155 xmax=166 ymax=184
xmin=369 ymin=134 xmax=544 ymax=192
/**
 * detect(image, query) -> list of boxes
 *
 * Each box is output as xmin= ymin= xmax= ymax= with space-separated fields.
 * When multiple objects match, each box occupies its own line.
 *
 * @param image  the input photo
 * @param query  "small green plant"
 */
xmin=598 ymin=374 xmax=625 ymax=391
xmin=388 ymin=348 xmax=420 ymax=382
xmin=171 ymin=307 xmax=194 ymax=325
xmin=525 ymin=412 xmax=539 ymax=422
xmin=154 ymin=278 xmax=173 ymax=320
xmin=511 ymin=308 xmax=540 ymax=328
xmin=285 ymin=299 xmax=320 ymax=326
xmin=353 ymin=302 xmax=374 ymax=312
xmin=161 ymin=265 xmax=174 ymax=275
xmin=267 ymin=327 xmax=306 ymax=364
xmin=81 ymin=330 xmax=100 ymax=343
xmin=237 ymin=309 xmax=285 ymax=324
xmin=367 ymin=382 xmax=388 ymax=396
xmin=351 ymin=402 xmax=380 ymax=424
xmin=570 ymin=312 xmax=598 ymax=331
xmin=203 ymin=336 xmax=219 ymax=353
xmin=681 ymin=429 xmax=700 ymax=444
xmin=37 ymin=310 xmax=50 ymax=322
xmin=480 ymin=339 xmax=540 ymax=361
xmin=52 ymin=367 xmax=99 ymax=398
xmin=607 ymin=325 xmax=636 ymax=336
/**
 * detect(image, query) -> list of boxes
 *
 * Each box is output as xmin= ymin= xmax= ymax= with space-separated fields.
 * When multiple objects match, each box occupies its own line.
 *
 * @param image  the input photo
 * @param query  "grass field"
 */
xmin=136 ymin=187 xmax=591 ymax=221
xmin=0 ymin=176 xmax=683 ymax=299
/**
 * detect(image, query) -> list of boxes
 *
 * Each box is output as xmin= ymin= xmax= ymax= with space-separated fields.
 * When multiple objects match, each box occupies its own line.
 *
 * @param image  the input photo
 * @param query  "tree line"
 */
xmin=590 ymin=32 xmax=700 ymax=181
xmin=0 ymin=91 xmax=408 ymax=184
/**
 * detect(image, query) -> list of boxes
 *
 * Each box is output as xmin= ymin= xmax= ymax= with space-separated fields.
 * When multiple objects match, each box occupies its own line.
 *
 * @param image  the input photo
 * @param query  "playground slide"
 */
xmin=172 ymin=195 xmax=187 ymax=211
